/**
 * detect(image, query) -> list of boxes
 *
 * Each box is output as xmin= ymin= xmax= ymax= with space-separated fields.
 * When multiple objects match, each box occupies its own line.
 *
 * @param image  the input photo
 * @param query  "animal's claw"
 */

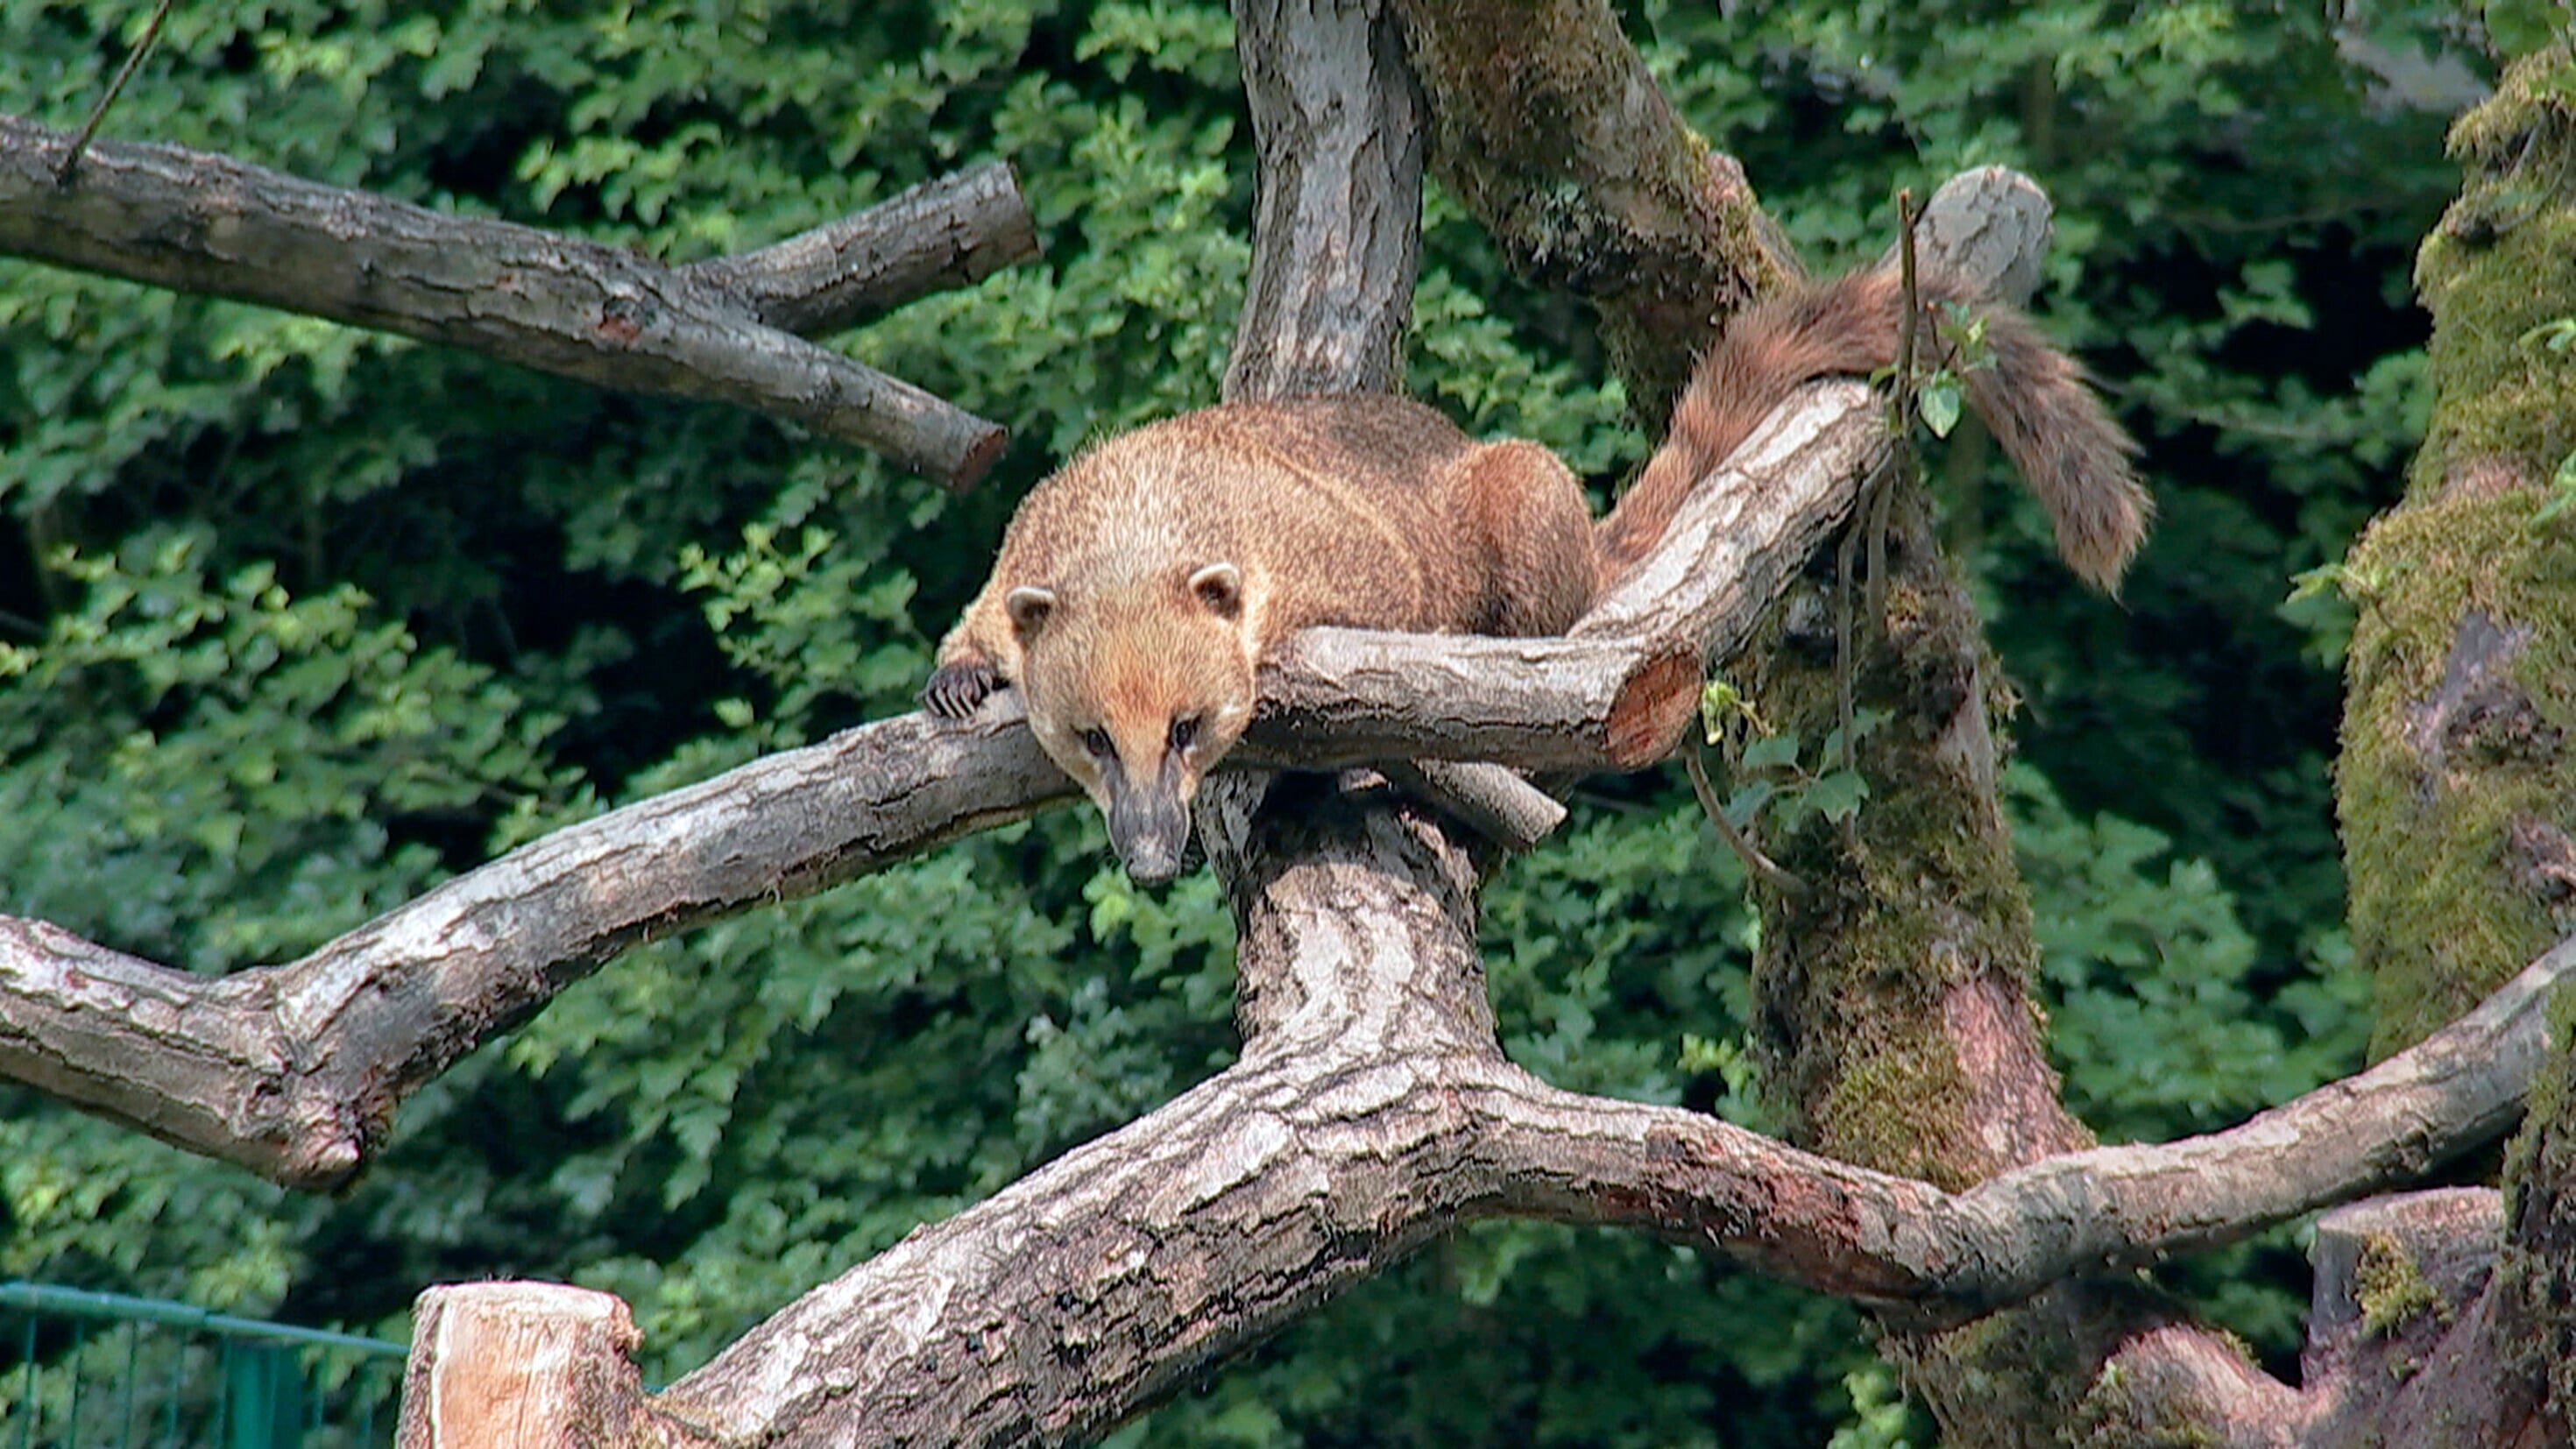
xmin=922 ymin=661 xmax=1002 ymax=719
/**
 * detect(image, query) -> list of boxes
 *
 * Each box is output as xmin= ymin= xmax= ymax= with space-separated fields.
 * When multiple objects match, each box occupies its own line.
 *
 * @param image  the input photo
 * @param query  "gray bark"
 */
xmin=1224 ymin=0 xmax=1426 ymax=399
xmin=681 ymin=161 xmax=1037 ymax=337
xmin=0 ymin=713 xmax=1070 ymax=1188
xmin=0 ymin=113 xmax=1028 ymax=486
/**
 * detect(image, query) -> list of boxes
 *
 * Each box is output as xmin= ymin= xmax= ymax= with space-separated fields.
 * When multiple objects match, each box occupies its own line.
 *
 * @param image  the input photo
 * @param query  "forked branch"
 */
xmin=0 ymin=113 xmax=1030 ymax=487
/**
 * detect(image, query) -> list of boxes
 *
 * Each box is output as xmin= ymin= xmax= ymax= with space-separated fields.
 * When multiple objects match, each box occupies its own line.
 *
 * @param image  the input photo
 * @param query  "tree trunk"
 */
xmin=2333 ymin=50 xmax=2576 ymax=1441
xmin=1391 ymin=5 xmax=2302 ymax=1438
xmin=2339 ymin=55 xmax=2576 ymax=1057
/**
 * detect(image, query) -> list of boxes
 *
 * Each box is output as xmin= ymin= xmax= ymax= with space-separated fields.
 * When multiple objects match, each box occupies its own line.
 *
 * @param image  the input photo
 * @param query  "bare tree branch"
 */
xmin=428 ymin=894 xmax=2571 ymax=1444
xmin=1251 ymin=380 xmax=1878 ymax=771
xmin=0 ymin=113 xmax=1030 ymax=487
xmin=1224 ymin=0 xmax=1426 ymax=399
xmin=679 ymin=161 xmax=1037 ymax=336
xmin=0 ymin=713 xmax=1069 ymax=1188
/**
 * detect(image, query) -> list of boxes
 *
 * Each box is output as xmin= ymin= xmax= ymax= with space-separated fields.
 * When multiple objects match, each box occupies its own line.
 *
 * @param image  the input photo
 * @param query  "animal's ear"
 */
xmin=1187 ymin=562 xmax=1242 ymax=619
xmin=1005 ymin=585 xmax=1058 ymax=639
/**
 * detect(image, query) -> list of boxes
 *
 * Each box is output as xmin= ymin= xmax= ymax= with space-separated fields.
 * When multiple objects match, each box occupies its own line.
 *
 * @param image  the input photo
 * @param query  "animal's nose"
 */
xmin=1121 ymin=841 xmax=1185 ymax=886
xmin=1109 ymin=793 xmax=1191 ymax=885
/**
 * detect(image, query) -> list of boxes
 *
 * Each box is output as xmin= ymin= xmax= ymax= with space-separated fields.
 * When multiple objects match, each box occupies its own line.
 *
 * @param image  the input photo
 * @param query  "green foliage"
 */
xmin=2010 ymin=765 xmax=2367 ymax=1142
xmin=0 ymin=0 xmax=2466 ymax=1442
xmin=0 ymin=529 xmax=563 ymax=969
xmin=2485 ymin=0 xmax=2574 ymax=60
xmin=1702 ymin=682 xmax=1876 ymax=834
xmin=1825 ymin=1361 xmax=1918 ymax=1449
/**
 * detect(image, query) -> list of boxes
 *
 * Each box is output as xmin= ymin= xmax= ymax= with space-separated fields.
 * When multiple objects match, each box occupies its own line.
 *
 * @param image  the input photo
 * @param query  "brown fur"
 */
xmin=1595 ymin=266 xmax=2148 ymax=590
xmin=926 ymin=268 xmax=2148 ymax=878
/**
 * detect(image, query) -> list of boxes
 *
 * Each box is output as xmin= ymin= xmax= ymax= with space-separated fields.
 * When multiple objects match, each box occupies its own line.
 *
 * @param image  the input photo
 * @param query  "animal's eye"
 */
xmin=1079 ymin=727 xmax=1115 ymax=760
xmin=1170 ymin=715 xmax=1200 ymax=752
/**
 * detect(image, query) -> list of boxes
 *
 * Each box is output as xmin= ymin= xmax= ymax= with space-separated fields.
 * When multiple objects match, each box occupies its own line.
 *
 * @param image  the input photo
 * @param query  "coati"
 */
xmin=923 ymin=265 xmax=2148 ymax=883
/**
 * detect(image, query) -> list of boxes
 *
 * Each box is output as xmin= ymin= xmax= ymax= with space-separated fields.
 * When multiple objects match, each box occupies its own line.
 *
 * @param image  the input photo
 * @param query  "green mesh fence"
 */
xmin=0 ymin=1284 xmax=403 ymax=1449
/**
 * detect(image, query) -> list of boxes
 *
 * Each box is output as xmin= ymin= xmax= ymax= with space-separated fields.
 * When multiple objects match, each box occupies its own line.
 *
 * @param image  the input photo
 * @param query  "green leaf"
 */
xmin=1917 ymin=377 xmax=1963 ymax=438
xmin=2536 ymin=451 xmax=2576 ymax=527
xmin=2520 ymin=317 xmax=2576 ymax=353
xmin=1740 ymin=732 xmax=1803 ymax=774
xmin=1806 ymin=769 xmax=1870 ymax=823
xmin=2486 ymin=0 xmax=2565 ymax=57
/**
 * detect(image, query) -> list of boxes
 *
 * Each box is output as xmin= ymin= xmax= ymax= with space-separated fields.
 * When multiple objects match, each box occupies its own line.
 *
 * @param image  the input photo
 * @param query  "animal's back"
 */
xmin=993 ymin=394 xmax=1589 ymax=640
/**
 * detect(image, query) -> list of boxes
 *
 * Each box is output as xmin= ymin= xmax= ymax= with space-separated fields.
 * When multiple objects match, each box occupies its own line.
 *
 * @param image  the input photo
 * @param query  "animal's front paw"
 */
xmin=922 ymin=660 xmax=1003 ymax=719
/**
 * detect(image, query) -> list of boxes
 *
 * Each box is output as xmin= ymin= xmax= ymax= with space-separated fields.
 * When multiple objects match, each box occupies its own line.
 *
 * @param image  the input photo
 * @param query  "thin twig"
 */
xmin=1684 ymin=741 xmax=1809 ymax=898
xmin=1877 ymin=187 xmax=1926 ymax=634
xmin=55 ymin=0 xmax=173 ymax=184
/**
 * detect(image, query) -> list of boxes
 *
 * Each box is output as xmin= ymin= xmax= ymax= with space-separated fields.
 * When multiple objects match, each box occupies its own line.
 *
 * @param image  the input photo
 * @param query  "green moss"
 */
xmin=2410 ymin=55 xmax=2576 ymax=499
xmin=2346 ymin=54 xmax=2576 ymax=1056
xmin=2339 ymin=489 xmax=2576 ymax=1056
xmin=2495 ymin=984 xmax=2576 ymax=1423
xmin=2353 ymin=1233 xmax=2445 ymax=1339
xmin=1904 ymin=1309 xmax=2088 ymax=1443
xmin=2063 ymin=1311 xmax=2256 ymax=1448
xmin=1402 ymin=0 xmax=1792 ymax=421
xmin=1808 ymin=969 xmax=1981 ymax=1186
xmin=2072 ymin=1374 xmax=2222 ymax=1449
xmin=1742 ymin=524 xmax=2080 ymax=1188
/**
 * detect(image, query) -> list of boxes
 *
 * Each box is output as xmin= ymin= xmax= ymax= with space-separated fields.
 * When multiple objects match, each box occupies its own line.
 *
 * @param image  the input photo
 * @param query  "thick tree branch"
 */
xmin=1486 ymin=937 xmax=2576 ymax=1317
xmin=441 ymin=911 xmax=2572 ymax=1443
xmin=0 ymin=713 xmax=1069 ymax=1188
xmin=1251 ymin=381 xmax=1878 ymax=771
xmin=0 ymin=113 xmax=1029 ymax=487
xmin=1224 ymin=0 xmax=1427 ymax=399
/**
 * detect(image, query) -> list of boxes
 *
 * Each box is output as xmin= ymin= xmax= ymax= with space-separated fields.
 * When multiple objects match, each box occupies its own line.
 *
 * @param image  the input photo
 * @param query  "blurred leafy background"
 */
xmin=0 ymin=1 xmax=2479 ymax=1442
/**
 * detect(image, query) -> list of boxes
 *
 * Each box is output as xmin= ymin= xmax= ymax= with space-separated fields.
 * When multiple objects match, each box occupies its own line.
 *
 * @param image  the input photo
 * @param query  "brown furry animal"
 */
xmin=924 ymin=266 xmax=2148 ymax=882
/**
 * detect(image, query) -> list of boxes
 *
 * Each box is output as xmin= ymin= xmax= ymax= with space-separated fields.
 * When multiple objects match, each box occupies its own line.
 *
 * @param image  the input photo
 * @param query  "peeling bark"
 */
xmin=1225 ymin=0 xmax=1426 ymax=399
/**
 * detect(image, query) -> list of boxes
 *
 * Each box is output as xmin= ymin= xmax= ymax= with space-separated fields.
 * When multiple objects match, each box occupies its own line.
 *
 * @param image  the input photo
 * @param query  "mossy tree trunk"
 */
xmin=1730 ymin=484 xmax=2297 ymax=1446
xmin=2493 ymin=990 xmax=2576 ymax=1442
xmin=1394 ymin=4 xmax=2294 ymax=1441
xmin=2340 ymin=54 xmax=2576 ymax=1057
xmin=2335 ymin=47 xmax=2576 ymax=1440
